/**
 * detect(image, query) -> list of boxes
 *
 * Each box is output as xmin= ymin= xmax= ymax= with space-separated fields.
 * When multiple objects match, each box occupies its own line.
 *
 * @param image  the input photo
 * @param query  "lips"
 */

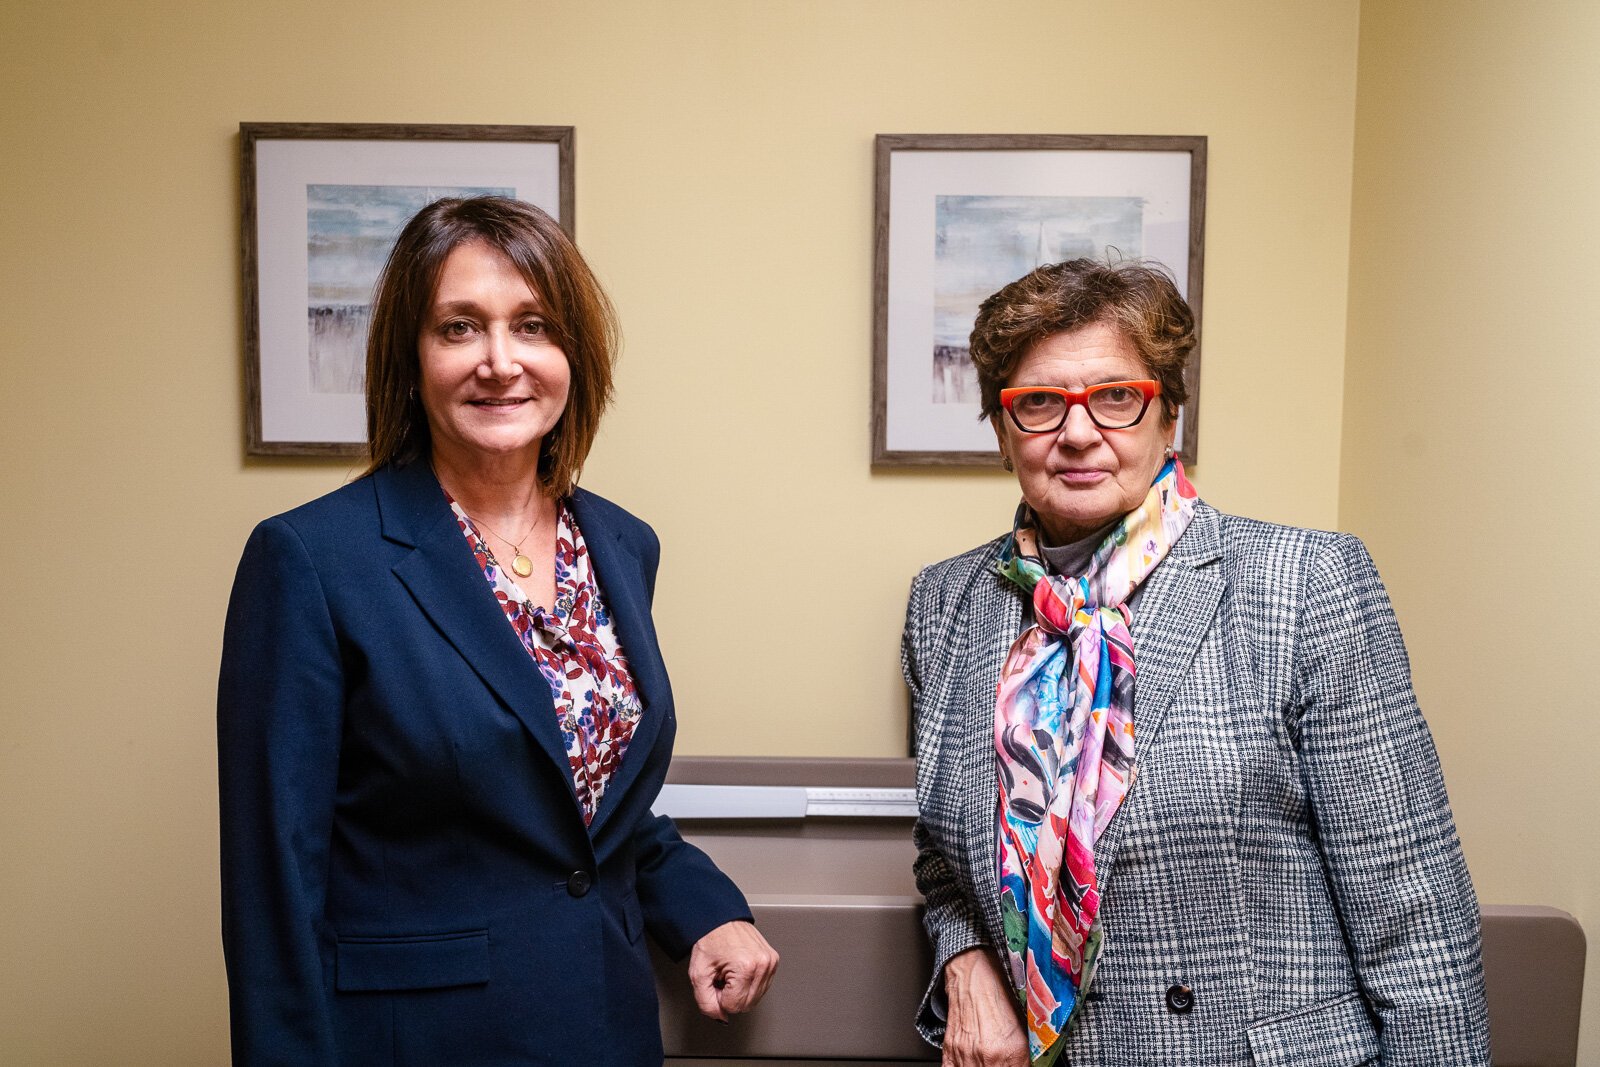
xmin=1055 ymin=468 xmax=1111 ymax=484
xmin=468 ymin=398 xmax=530 ymax=407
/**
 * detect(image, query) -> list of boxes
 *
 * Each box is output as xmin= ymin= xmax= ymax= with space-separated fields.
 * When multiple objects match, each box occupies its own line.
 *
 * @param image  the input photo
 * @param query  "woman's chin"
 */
xmin=439 ymin=432 xmax=546 ymax=467
xmin=1031 ymin=492 xmax=1123 ymax=540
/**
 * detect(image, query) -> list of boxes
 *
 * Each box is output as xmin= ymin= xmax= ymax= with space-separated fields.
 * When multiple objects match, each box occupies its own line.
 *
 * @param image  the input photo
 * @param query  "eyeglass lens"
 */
xmin=1011 ymin=385 xmax=1150 ymax=431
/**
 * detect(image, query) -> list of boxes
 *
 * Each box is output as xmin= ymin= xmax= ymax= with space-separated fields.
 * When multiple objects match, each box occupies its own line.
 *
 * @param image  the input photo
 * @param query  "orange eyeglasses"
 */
xmin=999 ymin=380 xmax=1161 ymax=433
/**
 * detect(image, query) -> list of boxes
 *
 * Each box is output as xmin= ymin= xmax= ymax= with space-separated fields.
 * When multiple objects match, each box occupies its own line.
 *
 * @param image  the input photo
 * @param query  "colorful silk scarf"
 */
xmin=993 ymin=458 xmax=1198 ymax=1064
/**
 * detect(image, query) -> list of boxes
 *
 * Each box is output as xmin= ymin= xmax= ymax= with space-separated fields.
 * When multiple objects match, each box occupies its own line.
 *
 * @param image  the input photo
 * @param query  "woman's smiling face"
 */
xmin=416 ymin=240 xmax=571 ymax=469
xmin=995 ymin=321 xmax=1175 ymax=544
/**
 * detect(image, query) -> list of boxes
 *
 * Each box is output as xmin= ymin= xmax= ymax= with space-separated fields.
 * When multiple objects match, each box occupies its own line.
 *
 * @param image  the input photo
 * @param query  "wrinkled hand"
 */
xmin=687 ymin=920 xmax=779 ymax=1021
xmin=942 ymin=947 xmax=1028 ymax=1067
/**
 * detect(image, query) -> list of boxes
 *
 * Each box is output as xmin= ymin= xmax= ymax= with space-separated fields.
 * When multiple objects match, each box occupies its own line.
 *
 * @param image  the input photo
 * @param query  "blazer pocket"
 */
xmin=335 ymin=929 xmax=490 ymax=992
xmin=1246 ymin=991 xmax=1380 ymax=1066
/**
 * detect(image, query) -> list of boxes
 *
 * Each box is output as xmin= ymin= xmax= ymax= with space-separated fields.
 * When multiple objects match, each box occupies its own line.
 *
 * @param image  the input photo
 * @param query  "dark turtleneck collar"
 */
xmin=1038 ymin=518 xmax=1118 ymax=577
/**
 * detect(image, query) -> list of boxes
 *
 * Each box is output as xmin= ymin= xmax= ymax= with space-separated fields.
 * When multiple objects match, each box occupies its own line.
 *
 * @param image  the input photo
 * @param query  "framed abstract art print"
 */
xmin=241 ymin=122 xmax=572 ymax=456
xmin=872 ymin=134 xmax=1206 ymax=466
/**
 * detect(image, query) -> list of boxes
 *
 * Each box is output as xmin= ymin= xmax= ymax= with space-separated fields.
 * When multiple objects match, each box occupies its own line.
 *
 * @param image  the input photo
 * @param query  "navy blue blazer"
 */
xmin=218 ymin=461 xmax=750 ymax=1066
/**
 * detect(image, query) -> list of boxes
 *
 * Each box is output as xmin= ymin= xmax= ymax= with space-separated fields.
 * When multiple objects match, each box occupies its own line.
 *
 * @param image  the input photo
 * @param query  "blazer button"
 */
xmin=1165 ymin=983 xmax=1195 ymax=1014
xmin=567 ymin=871 xmax=592 ymax=897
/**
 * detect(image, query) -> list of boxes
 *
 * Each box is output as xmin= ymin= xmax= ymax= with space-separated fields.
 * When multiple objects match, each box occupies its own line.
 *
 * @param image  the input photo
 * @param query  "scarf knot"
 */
xmin=992 ymin=459 xmax=1197 ymax=1064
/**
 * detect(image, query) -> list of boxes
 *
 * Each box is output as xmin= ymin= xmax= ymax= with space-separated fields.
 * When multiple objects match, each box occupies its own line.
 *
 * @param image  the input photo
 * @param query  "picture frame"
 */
xmin=241 ymin=122 xmax=574 ymax=456
xmin=872 ymin=134 xmax=1207 ymax=466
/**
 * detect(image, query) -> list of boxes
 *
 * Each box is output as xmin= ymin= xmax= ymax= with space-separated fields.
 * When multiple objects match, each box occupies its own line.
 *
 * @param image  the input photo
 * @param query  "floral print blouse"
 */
xmin=449 ymin=495 xmax=643 ymax=825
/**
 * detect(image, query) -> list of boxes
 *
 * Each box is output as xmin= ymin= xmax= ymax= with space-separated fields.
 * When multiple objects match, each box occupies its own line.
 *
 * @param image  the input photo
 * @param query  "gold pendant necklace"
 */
xmin=464 ymin=509 xmax=540 ymax=580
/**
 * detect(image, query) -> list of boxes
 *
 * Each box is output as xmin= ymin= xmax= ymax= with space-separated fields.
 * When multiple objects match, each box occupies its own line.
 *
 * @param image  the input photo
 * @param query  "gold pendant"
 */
xmin=511 ymin=554 xmax=534 ymax=579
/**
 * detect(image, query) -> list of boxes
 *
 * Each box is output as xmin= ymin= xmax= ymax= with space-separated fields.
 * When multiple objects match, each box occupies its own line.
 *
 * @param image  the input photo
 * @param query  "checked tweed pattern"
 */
xmin=904 ymin=502 xmax=1491 ymax=1066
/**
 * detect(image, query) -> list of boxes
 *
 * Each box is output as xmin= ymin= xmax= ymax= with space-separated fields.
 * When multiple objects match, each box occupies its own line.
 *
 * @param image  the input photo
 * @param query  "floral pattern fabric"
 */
xmin=449 ymin=495 xmax=643 ymax=825
xmin=992 ymin=458 xmax=1198 ymax=1064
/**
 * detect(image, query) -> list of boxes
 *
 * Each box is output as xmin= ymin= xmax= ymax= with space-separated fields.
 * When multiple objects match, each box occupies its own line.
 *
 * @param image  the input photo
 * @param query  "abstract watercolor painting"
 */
xmin=872 ymin=134 xmax=1205 ymax=465
xmin=243 ymin=123 xmax=570 ymax=454
xmin=306 ymin=183 xmax=510 ymax=394
xmin=932 ymin=195 xmax=1143 ymax=403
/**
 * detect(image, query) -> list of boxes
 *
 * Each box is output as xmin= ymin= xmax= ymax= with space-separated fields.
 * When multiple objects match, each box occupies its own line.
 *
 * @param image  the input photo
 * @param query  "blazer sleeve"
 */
xmin=624 ymin=517 xmax=752 ymax=960
xmin=218 ymin=517 xmax=344 ymax=1066
xmin=632 ymin=812 xmax=753 ymax=960
xmin=1291 ymin=535 xmax=1491 ymax=1065
xmin=904 ymin=566 xmax=990 ymax=1045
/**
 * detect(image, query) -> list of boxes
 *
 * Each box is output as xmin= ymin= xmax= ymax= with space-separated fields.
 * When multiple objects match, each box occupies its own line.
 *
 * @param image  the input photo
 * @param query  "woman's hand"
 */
xmin=942 ymin=947 xmax=1029 ymax=1066
xmin=687 ymin=919 xmax=779 ymax=1021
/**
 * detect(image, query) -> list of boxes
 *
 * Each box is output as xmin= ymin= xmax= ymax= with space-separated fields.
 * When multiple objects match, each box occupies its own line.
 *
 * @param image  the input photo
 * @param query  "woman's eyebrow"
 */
xmin=430 ymin=299 xmax=484 ymax=317
xmin=430 ymin=298 xmax=545 ymax=317
xmin=1020 ymin=373 xmax=1141 ymax=389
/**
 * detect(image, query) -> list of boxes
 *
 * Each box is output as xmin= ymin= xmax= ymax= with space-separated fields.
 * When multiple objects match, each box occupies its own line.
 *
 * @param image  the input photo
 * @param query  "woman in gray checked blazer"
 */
xmin=905 ymin=260 xmax=1489 ymax=1066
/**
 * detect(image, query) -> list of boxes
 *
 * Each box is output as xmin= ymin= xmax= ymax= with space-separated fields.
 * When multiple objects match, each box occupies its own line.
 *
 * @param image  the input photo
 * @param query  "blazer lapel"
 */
xmin=375 ymin=463 xmax=581 ymax=810
xmin=570 ymin=489 xmax=669 ymax=837
xmin=960 ymin=546 xmax=1026 ymax=946
xmin=1093 ymin=503 xmax=1225 ymax=888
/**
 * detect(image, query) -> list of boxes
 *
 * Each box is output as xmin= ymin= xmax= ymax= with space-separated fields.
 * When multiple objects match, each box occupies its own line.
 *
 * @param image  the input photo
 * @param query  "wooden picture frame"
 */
xmin=872 ymin=134 xmax=1207 ymax=466
xmin=241 ymin=122 xmax=573 ymax=456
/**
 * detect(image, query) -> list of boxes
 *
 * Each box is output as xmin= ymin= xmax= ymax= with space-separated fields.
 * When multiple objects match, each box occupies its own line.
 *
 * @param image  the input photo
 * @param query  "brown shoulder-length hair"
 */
xmin=363 ymin=196 xmax=620 ymax=497
xmin=968 ymin=258 xmax=1195 ymax=424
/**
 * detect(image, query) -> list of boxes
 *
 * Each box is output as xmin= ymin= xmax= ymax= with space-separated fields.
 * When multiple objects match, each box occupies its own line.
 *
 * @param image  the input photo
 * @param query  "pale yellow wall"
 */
xmin=1341 ymin=1 xmax=1599 ymax=1060
xmin=0 ymin=0 xmax=1367 ymax=1061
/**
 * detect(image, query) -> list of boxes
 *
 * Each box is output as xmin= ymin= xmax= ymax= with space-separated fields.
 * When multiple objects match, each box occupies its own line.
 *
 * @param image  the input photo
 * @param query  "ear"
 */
xmin=990 ymin=415 xmax=1012 ymax=469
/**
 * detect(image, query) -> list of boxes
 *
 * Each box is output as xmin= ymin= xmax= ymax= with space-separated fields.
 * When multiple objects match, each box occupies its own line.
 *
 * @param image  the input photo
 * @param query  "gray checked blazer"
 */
xmin=904 ymin=501 xmax=1490 ymax=1066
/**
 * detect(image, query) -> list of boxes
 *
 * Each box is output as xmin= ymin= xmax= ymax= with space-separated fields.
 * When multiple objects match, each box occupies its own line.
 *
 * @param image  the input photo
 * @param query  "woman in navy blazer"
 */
xmin=219 ymin=197 xmax=777 ymax=1065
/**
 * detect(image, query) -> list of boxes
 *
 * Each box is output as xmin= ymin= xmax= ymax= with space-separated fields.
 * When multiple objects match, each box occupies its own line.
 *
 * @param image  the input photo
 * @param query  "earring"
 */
xmin=1001 ymin=455 xmax=1014 ymax=472
xmin=1164 ymin=444 xmax=1174 ymax=460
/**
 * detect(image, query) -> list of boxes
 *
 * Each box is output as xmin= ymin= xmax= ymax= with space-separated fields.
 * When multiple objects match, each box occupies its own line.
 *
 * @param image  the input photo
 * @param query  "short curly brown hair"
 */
xmin=969 ymin=259 xmax=1195 ymax=424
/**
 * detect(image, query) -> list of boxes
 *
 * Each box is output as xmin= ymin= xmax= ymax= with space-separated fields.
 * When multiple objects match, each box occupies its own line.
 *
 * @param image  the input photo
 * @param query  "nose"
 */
xmin=1055 ymin=402 xmax=1103 ymax=450
xmin=477 ymin=326 xmax=523 ymax=383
